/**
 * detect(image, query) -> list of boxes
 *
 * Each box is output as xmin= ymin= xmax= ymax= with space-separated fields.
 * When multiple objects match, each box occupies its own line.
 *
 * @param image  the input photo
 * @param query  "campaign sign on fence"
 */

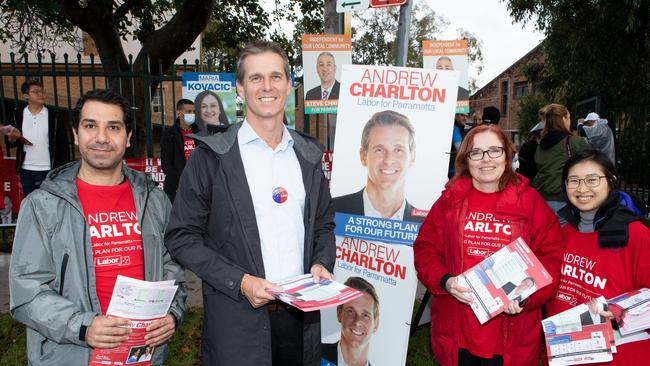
xmin=321 ymin=64 xmax=458 ymax=366
xmin=422 ymin=40 xmax=469 ymax=114
xmin=0 ymin=157 xmax=21 ymax=226
xmin=181 ymin=72 xmax=238 ymax=125
xmin=302 ymin=34 xmax=352 ymax=115
xmin=124 ymin=158 xmax=165 ymax=190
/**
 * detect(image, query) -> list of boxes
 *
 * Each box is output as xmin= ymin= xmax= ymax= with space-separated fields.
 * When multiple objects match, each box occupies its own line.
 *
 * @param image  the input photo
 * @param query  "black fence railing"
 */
xmin=0 ymin=52 xmax=209 ymax=157
xmin=610 ymin=104 xmax=650 ymax=213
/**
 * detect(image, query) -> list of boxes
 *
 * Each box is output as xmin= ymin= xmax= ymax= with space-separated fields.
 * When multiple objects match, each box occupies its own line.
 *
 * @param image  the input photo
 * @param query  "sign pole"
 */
xmin=394 ymin=0 xmax=413 ymax=66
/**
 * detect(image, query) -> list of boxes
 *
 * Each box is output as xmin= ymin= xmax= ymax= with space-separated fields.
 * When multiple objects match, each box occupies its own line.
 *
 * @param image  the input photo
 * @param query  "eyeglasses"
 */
xmin=467 ymin=146 xmax=505 ymax=161
xmin=565 ymin=176 xmax=607 ymax=189
xmin=29 ymin=89 xmax=44 ymax=95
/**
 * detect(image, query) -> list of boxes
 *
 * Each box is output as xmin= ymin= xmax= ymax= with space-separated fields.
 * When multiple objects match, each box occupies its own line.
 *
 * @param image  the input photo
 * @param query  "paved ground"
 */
xmin=0 ymin=252 xmax=203 ymax=314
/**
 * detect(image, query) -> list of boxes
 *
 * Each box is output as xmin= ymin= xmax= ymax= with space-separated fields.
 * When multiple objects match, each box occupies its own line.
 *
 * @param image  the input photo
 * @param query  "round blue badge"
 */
xmin=272 ymin=187 xmax=288 ymax=204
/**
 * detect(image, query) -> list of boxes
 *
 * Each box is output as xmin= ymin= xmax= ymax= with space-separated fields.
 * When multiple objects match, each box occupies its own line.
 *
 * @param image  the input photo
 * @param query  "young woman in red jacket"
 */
xmin=414 ymin=124 xmax=565 ymax=366
xmin=546 ymin=149 xmax=650 ymax=365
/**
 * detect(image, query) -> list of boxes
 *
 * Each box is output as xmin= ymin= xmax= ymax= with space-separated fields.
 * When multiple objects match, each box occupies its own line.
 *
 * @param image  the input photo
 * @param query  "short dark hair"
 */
xmin=72 ymin=89 xmax=132 ymax=132
xmin=236 ymin=40 xmax=291 ymax=83
xmin=21 ymin=78 xmax=43 ymax=94
xmin=342 ymin=277 xmax=380 ymax=319
xmin=561 ymin=149 xmax=618 ymax=199
xmin=176 ymin=98 xmax=194 ymax=110
xmin=361 ymin=110 xmax=415 ymax=152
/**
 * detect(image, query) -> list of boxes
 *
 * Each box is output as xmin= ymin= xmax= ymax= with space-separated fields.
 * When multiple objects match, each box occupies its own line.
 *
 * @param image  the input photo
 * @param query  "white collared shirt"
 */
xmin=362 ymin=188 xmax=406 ymax=220
xmin=238 ymin=120 xmax=305 ymax=282
xmin=21 ymin=106 xmax=50 ymax=171
xmin=321 ymin=83 xmax=334 ymax=99
xmin=337 ymin=342 xmax=370 ymax=366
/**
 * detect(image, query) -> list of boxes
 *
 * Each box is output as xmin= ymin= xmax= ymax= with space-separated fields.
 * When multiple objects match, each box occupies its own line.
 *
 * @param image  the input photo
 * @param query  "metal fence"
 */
xmin=0 ymin=52 xmax=337 ymax=159
xmin=0 ymin=52 xmax=213 ymax=158
xmin=610 ymin=105 xmax=650 ymax=212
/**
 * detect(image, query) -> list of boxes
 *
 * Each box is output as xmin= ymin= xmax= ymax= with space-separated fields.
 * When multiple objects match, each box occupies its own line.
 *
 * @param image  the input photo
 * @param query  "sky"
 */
xmin=425 ymin=0 xmax=544 ymax=89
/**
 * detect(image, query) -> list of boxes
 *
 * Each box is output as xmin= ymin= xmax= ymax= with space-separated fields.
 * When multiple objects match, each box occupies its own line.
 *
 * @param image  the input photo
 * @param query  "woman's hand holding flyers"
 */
xmin=445 ymin=276 xmax=474 ymax=305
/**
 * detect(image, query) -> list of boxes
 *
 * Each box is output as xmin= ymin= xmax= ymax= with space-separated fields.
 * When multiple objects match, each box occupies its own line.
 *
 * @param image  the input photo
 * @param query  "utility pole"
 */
xmin=394 ymin=1 xmax=413 ymax=66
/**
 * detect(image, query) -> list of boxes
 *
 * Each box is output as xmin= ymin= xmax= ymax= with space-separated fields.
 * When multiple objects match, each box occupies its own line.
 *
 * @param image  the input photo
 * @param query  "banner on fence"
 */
xmin=1 ymin=157 xmax=21 ymax=226
xmin=321 ymin=64 xmax=458 ymax=365
xmin=181 ymin=72 xmax=238 ymax=125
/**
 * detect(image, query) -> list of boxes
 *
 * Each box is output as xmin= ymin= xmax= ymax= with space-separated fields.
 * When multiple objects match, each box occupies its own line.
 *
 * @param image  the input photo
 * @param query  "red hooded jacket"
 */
xmin=414 ymin=175 xmax=565 ymax=366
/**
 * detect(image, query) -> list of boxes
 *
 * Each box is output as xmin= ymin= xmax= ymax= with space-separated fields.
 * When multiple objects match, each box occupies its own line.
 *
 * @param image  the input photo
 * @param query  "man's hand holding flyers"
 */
xmin=87 ymin=316 xmax=131 ymax=349
xmin=241 ymin=274 xmax=282 ymax=308
xmin=310 ymin=263 xmax=332 ymax=283
xmin=145 ymin=314 xmax=176 ymax=346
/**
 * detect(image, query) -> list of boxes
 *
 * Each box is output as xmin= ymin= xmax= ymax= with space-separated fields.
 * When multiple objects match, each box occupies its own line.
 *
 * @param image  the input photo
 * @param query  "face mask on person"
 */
xmin=183 ymin=113 xmax=195 ymax=125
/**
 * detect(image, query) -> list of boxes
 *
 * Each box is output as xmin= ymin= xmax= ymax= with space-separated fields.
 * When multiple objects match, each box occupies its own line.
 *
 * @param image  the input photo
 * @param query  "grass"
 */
xmin=0 ymin=305 xmax=437 ymax=365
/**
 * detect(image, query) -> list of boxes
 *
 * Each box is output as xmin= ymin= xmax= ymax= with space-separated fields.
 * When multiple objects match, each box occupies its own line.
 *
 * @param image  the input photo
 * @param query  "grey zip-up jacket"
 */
xmin=9 ymin=161 xmax=186 ymax=366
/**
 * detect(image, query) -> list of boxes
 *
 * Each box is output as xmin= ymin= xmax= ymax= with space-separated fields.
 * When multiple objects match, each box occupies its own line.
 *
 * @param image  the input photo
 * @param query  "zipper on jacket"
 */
xmin=139 ymin=184 xmax=152 ymax=280
xmin=82 ymin=225 xmax=94 ymax=312
xmin=59 ymin=253 xmax=69 ymax=296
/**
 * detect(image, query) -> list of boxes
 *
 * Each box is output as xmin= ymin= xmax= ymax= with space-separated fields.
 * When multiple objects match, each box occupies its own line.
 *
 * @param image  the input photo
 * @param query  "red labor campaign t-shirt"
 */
xmin=545 ymin=222 xmax=650 ymax=365
xmin=459 ymin=188 xmax=512 ymax=358
xmin=182 ymin=129 xmax=195 ymax=161
xmin=77 ymin=178 xmax=144 ymax=315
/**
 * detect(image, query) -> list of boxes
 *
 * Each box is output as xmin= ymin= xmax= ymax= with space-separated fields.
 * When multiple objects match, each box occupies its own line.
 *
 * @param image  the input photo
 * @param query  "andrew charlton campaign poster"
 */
xmin=321 ymin=64 xmax=458 ymax=366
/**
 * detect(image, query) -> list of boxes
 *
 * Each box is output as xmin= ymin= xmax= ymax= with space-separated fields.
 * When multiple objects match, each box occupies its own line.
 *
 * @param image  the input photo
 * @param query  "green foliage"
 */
xmin=517 ymin=92 xmax=550 ymax=138
xmin=202 ymin=0 xmax=324 ymax=73
xmin=505 ymin=0 xmax=650 ymax=105
xmin=0 ymin=312 xmax=27 ymax=365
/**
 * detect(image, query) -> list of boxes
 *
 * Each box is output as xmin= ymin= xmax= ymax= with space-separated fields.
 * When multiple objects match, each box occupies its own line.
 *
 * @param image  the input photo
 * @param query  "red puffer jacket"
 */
xmin=414 ymin=175 xmax=565 ymax=366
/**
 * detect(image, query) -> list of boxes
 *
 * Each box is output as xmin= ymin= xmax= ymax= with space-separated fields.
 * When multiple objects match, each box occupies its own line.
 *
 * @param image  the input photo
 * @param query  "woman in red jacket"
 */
xmin=414 ymin=124 xmax=565 ymax=366
xmin=546 ymin=149 xmax=650 ymax=365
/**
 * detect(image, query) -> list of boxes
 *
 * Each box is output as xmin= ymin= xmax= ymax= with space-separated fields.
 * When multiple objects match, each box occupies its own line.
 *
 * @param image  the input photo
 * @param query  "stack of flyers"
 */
xmin=89 ymin=276 xmax=179 ymax=366
xmin=267 ymin=274 xmax=363 ymax=312
xmin=542 ymin=297 xmax=616 ymax=365
xmin=457 ymin=237 xmax=553 ymax=324
xmin=607 ymin=288 xmax=650 ymax=336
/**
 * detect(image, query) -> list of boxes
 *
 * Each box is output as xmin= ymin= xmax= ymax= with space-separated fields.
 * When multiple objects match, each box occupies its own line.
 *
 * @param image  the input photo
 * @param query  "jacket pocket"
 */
xmin=59 ymin=253 xmax=69 ymax=296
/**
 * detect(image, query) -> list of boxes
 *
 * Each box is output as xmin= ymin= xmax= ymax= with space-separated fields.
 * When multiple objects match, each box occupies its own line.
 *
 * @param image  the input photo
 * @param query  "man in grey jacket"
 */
xmin=165 ymin=40 xmax=335 ymax=365
xmin=9 ymin=89 xmax=186 ymax=365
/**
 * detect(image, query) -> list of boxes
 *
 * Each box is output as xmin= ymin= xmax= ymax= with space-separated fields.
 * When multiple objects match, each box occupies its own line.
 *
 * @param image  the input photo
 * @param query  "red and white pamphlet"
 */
xmin=457 ymin=236 xmax=553 ymax=324
xmin=608 ymin=288 xmax=650 ymax=336
xmin=88 ymin=276 xmax=178 ymax=366
xmin=268 ymin=274 xmax=363 ymax=312
xmin=542 ymin=297 xmax=616 ymax=365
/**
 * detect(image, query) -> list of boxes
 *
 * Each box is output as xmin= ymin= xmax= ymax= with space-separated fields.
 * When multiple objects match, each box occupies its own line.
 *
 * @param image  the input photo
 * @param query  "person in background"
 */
xmin=471 ymin=110 xmax=483 ymax=127
xmin=579 ymin=112 xmax=616 ymax=164
xmin=194 ymin=90 xmax=229 ymax=135
xmin=161 ymin=98 xmax=198 ymax=202
xmin=533 ymin=103 xmax=590 ymax=218
xmin=481 ymin=106 xmax=501 ymax=125
xmin=517 ymin=106 xmax=547 ymax=182
xmin=414 ymin=124 xmax=564 ymax=366
xmin=6 ymin=78 xmax=71 ymax=195
xmin=546 ymin=149 xmax=650 ymax=365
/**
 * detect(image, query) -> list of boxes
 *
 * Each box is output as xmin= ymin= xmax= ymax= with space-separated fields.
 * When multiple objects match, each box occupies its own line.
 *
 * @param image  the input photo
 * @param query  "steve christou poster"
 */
xmin=321 ymin=64 xmax=458 ymax=366
xmin=302 ymin=34 xmax=352 ymax=114
xmin=422 ymin=40 xmax=469 ymax=114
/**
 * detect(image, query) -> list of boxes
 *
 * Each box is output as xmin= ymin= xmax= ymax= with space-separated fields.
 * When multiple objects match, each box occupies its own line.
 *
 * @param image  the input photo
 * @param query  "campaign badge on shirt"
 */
xmin=272 ymin=187 xmax=288 ymax=204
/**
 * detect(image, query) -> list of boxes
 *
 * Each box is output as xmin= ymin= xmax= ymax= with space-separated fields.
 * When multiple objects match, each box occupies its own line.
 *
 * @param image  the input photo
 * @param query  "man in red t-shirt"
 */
xmin=160 ymin=98 xmax=197 ymax=203
xmin=9 ymin=90 xmax=185 ymax=365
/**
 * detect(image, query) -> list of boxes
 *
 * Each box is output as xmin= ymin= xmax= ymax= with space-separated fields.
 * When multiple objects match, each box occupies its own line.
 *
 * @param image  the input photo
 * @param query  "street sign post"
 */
xmin=336 ymin=0 xmax=370 ymax=13
xmin=370 ymin=0 xmax=408 ymax=8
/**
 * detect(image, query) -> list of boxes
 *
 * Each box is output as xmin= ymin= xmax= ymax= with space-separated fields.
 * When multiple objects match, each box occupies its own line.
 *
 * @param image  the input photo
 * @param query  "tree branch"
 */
xmin=115 ymin=0 xmax=146 ymax=21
